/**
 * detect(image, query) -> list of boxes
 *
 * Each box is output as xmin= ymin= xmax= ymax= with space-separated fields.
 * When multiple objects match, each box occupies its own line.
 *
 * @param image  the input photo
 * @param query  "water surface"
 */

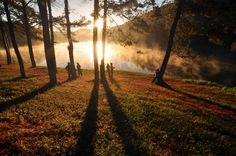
xmin=35 ymin=41 xmax=159 ymax=74
xmin=1 ymin=41 xmax=235 ymax=86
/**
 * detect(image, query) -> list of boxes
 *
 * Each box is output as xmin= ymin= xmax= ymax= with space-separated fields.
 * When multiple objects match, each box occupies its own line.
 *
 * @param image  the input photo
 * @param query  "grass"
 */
xmin=0 ymin=64 xmax=236 ymax=155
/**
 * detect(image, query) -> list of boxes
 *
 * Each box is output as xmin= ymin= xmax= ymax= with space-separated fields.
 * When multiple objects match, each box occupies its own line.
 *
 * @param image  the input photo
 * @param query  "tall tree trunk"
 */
xmin=21 ymin=0 xmax=36 ymax=68
xmin=100 ymin=0 xmax=107 ymax=83
xmin=64 ymin=0 xmax=76 ymax=79
xmin=47 ymin=0 xmax=55 ymax=56
xmin=93 ymin=0 xmax=99 ymax=83
xmin=37 ymin=0 xmax=57 ymax=85
xmin=157 ymin=0 xmax=183 ymax=84
xmin=3 ymin=0 xmax=26 ymax=77
xmin=0 ymin=15 xmax=11 ymax=64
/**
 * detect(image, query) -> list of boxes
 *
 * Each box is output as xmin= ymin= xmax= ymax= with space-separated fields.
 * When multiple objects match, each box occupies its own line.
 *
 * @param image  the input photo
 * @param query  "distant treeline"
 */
xmin=108 ymin=1 xmax=236 ymax=54
xmin=0 ymin=22 xmax=41 ymax=47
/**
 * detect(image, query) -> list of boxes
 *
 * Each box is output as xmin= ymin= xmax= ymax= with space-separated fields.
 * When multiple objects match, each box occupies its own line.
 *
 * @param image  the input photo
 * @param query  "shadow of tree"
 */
xmin=103 ymin=78 xmax=147 ymax=155
xmin=0 ymin=76 xmax=25 ymax=83
xmin=158 ymin=81 xmax=236 ymax=112
xmin=0 ymin=74 xmax=47 ymax=83
xmin=76 ymin=80 xmax=99 ymax=155
xmin=0 ymin=83 xmax=55 ymax=113
xmin=110 ymin=77 xmax=121 ymax=90
xmin=0 ymin=77 xmax=74 ymax=113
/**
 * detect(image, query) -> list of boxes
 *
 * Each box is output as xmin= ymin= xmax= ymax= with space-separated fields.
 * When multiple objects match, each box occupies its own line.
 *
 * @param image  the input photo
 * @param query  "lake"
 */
xmin=19 ymin=41 xmax=163 ymax=74
xmin=1 ymin=41 xmax=235 ymax=86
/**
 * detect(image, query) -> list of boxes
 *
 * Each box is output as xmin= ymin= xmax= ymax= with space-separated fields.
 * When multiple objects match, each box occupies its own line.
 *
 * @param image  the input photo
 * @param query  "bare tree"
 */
xmin=3 ymin=0 xmax=26 ymax=77
xmin=100 ymin=0 xmax=107 ymax=83
xmin=21 ymin=0 xmax=36 ymax=68
xmin=64 ymin=0 xmax=76 ymax=79
xmin=47 ymin=0 xmax=56 ymax=58
xmin=157 ymin=0 xmax=184 ymax=84
xmin=0 ymin=15 xmax=11 ymax=64
xmin=37 ymin=0 xmax=57 ymax=85
xmin=93 ymin=0 xmax=99 ymax=83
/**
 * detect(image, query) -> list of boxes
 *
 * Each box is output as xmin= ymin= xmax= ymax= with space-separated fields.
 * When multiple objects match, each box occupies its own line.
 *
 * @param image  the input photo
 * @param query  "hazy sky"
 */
xmin=51 ymin=0 xmax=164 ymax=27
xmin=52 ymin=0 xmax=94 ymax=21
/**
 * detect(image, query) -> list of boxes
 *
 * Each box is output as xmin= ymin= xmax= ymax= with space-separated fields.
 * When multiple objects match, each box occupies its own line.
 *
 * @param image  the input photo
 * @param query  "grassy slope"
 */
xmin=0 ymin=64 xmax=236 ymax=155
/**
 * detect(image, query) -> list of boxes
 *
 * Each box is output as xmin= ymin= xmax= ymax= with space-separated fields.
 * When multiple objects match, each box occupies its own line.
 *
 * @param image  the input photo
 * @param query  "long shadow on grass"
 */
xmin=76 ymin=80 xmax=99 ymax=155
xmin=0 ymin=79 xmax=72 ymax=113
xmin=0 ymin=74 xmax=45 ymax=83
xmin=159 ymin=81 xmax=236 ymax=112
xmin=0 ymin=83 xmax=55 ymax=113
xmin=0 ymin=76 xmax=24 ymax=83
xmin=103 ymin=78 xmax=147 ymax=155
xmin=110 ymin=77 xmax=121 ymax=90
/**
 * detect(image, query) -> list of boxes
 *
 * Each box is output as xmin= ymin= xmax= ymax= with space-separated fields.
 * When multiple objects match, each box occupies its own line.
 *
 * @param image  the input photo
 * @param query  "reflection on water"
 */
xmin=1 ymin=41 xmax=235 ymax=86
xmin=1 ymin=41 xmax=159 ymax=74
xmin=36 ymin=41 xmax=157 ymax=74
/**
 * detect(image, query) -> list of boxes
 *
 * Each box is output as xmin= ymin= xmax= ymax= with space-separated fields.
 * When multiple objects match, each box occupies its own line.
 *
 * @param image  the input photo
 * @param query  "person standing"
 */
xmin=110 ymin=63 xmax=115 ymax=79
xmin=77 ymin=62 xmax=83 ymax=78
xmin=65 ymin=62 xmax=72 ymax=79
xmin=106 ymin=63 xmax=110 ymax=78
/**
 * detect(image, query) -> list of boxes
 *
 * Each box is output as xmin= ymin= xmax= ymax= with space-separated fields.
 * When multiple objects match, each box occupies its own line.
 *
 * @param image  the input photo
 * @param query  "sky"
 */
xmin=51 ymin=0 xmax=164 ymax=28
xmin=52 ymin=0 xmax=94 ymax=22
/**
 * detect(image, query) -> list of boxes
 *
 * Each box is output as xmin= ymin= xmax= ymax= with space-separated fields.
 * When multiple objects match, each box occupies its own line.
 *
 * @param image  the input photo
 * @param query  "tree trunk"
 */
xmin=64 ymin=0 xmax=76 ymax=79
xmin=3 ymin=0 xmax=26 ymax=77
xmin=47 ymin=0 xmax=55 ymax=56
xmin=157 ymin=0 xmax=183 ymax=84
xmin=37 ymin=0 xmax=57 ymax=85
xmin=93 ymin=0 xmax=99 ymax=83
xmin=0 ymin=15 xmax=11 ymax=64
xmin=21 ymin=0 xmax=36 ymax=68
xmin=100 ymin=0 xmax=107 ymax=83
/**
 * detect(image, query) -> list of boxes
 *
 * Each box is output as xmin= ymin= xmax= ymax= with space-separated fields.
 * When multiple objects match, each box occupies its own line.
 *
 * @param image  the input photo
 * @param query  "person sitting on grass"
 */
xmin=152 ymin=68 xmax=160 ymax=83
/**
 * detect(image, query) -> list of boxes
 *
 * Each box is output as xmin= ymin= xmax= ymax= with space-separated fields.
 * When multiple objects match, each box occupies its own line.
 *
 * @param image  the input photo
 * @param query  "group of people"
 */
xmin=106 ymin=63 xmax=115 ymax=79
xmin=65 ymin=61 xmax=159 ymax=83
xmin=65 ymin=62 xmax=116 ymax=80
xmin=65 ymin=62 xmax=82 ymax=79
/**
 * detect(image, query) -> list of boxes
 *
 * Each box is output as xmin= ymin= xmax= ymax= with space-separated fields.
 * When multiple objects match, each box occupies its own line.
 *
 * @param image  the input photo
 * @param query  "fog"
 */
xmin=1 ymin=41 xmax=235 ymax=86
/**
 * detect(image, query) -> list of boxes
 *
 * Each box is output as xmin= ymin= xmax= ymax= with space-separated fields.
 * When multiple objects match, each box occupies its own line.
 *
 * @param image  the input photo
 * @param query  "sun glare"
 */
xmin=88 ymin=41 xmax=112 ymax=64
xmin=97 ymin=41 xmax=112 ymax=64
xmin=97 ymin=42 xmax=103 ymax=63
xmin=95 ymin=19 xmax=103 ymax=29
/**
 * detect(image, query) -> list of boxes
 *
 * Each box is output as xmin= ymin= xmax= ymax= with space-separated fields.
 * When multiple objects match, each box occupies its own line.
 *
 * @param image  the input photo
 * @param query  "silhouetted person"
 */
xmin=110 ymin=63 xmax=115 ymax=79
xmin=77 ymin=62 xmax=82 ymax=78
xmin=65 ymin=62 xmax=72 ymax=79
xmin=106 ymin=63 xmax=110 ymax=78
xmin=152 ymin=68 xmax=160 ymax=83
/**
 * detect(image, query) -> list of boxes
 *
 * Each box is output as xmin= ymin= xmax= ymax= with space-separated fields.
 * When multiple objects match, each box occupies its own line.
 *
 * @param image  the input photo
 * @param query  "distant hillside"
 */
xmin=0 ymin=22 xmax=42 ymax=47
xmin=54 ymin=28 xmax=95 ymax=43
xmin=0 ymin=24 xmax=94 ymax=47
xmin=107 ymin=2 xmax=236 ymax=86
xmin=107 ymin=2 xmax=236 ymax=53
xmin=107 ymin=4 xmax=174 ymax=49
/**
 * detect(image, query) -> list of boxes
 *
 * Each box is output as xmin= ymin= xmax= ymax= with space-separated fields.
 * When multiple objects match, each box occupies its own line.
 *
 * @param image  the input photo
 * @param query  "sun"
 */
xmin=95 ymin=19 xmax=103 ymax=29
xmin=88 ymin=41 xmax=113 ymax=65
xmin=96 ymin=41 xmax=112 ymax=64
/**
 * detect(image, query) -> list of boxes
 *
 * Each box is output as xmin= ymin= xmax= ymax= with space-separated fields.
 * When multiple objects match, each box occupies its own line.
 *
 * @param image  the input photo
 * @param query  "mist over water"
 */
xmin=1 ymin=41 xmax=235 ymax=86
xmin=29 ymin=41 xmax=155 ymax=74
